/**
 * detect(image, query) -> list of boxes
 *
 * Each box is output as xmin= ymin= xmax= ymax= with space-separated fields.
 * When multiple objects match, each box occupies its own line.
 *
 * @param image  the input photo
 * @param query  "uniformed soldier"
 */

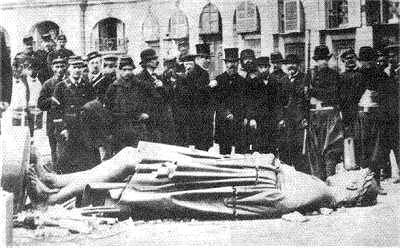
xmin=186 ymin=44 xmax=215 ymax=151
xmin=36 ymin=33 xmax=55 ymax=83
xmin=306 ymin=45 xmax=343 ymax=180
xmin=53 ymin=56 xmax=97 ymax=174
xmin=37 ymin=57 xmax=66 ymax=165
xmin=278 ymin=54 xmax=310 ymax=173
xmin=213 ymin=48 xmax=246 ymax=154
xmin=86 ymin=51 xmax=113 ymax=102
xmin=270 ymin=52 xmax=286 ymax=81
xmin=356 ymin=46 xmax=388 ymax=194
xmin=105 ymin=56 xmax=149 ymax=152
xmin=238 ymin=49 xmax=259 ymax=152
xmin=47 ymin=34 xmax=74 ymax=71
xmin=136 ymin=48 xmax=175 ymax=144
xmin=254 ymin=56 xmax=283 ymax=154
xmin=14 ymin=35 xmax=37 ymax=62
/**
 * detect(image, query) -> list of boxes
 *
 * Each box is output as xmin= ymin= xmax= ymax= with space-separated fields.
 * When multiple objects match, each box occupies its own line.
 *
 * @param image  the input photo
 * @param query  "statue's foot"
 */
xmin=26 ymin=167 xmax=60 ymax=204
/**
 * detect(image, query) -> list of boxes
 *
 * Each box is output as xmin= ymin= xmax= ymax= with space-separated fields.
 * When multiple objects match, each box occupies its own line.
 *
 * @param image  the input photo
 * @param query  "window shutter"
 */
xmin=142 ymin=11 xmax=160 ymax=42
xmin=199 ymin=3 xmax=220 ymax=35
xmin=169 ymin=10 xmax=189 ymax=39
xmin=236 ymin=1 xmax=259 ymax=34
xmin=284 ymin=0 xmax=303 ymax=33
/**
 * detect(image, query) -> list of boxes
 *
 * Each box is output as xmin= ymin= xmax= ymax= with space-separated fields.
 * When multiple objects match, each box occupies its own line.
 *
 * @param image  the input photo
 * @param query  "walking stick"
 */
xmin=302 ymin=29 xmax=312 ymax=155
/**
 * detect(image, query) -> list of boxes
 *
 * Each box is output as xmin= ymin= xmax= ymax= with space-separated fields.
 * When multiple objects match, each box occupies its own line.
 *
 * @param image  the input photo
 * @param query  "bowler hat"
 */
xmin=270 ymin=52 xmax=283 ymax=63
xmin=22 ymin=35 xmax=33 ymax=45
xmin=240 ymin=49 xmax=255 ymax=61
xmin=358 ymin=46 xmax=377 ymax=61
xmin=103 ymin=54 xmax=119 ymax=62
xmin=312 ymin=45 xmax=332 ymax=60
xmin=180 ymin=54 xmax=195 ymax=62
xmin=87 ymin=51 xmax=101 ymax=62
xmin=340 ymin=48 xmax=356 ymax=60
xmin=41 ymin=33 xmax=52 ymax=42
xmin=223 ymin=48 xmax=239 ymax=61
xmin=283 ymin=54 xmax=301 ymax=64
xmin=195 ymin=44 xmax=211 ymax=57
xmin=52 ymin=57 xmax=66 ymax=66
xmin=140 ymin=48 xmax=158 ymax=65
xmin=68 ymin=56 xmax=84 ymax=66
xmin=119 ymin=56 xmax=135 ymax=69
xmin=383 ymin=44 xmax=400 ymax=56
xmin=57 ymin=34 xmax=67 ymax=41
xmin=255 ymin=56 xmax=270 ymax=66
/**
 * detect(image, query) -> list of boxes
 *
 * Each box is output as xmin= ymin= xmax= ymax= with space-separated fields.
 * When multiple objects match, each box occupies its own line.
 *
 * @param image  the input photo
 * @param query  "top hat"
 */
xmin=119 ymin=56 xmax=135 ymax=69
xmin=22 ymin=35 xmax=33 ymax=45
xmin=340 ymin=48 xmax=356 ymax=60
xmin=87 ymin=51 xmax=101 ymax=62
xmin=41 ymin=33 xmax=52 ymax=42
xmin=240 ymin=49 xmax=255 ymax=61
xmin=140 ymin=48 xmax=158 ymax=65
xmin=68 ymin=56 xmax=84 ymax=66
xmin=57 ymin=34 xmax=67 ymax=41
xmin=383 ymin=44 xmax=400 ymax=56
xmin=195 ymin=44 xmax=211 ymax=57
xmin=223 ymin=48 xmax=239 ymax=61
xmin=312 ymin=45 xmax=332 ymax=60
xmin=255 ymin=56 xmax=270 ymax=66
xmin=180 ymin=54 xmax=196 ymax=62
xmin=283 ymin=54 xmax=301 ymax=64
xmin=52 ymin=57 xmax=66 ymax=66
xmin=270 ymin=52 xmax=283 ymax=63
xmin=358 ymin=46 xmax=377 ymax=61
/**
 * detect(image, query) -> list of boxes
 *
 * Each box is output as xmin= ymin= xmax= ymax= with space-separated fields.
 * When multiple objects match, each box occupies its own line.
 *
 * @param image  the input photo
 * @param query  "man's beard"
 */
xmin=259 ymin=71 xmax=269 ymax=80
xmin=242 ymin=61 xmax=256 ymax=72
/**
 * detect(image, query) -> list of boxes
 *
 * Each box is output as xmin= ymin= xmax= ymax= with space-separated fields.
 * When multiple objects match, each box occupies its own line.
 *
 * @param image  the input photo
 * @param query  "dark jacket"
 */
xmin=0 ymin=32 xmax=12 ymax=103
xmin=270 ymin=68 xmax=286 ymax=82
xmin=36 ymin=49 xmax=53 ymax=83
xmin=186 ymin=64 xmax=213 ymax=109
xmin=308 ymin=67 xmax=340 ymax=106
xmin=37 ymin=76 xmax=63 ymax=135
xmin=89 ymin=72 xmax=116 ymax=103
xmin=47 ymin=48 xmax=74 ymax=68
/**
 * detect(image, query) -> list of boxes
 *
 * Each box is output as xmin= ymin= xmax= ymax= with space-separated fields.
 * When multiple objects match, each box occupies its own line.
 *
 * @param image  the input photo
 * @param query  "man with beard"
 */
xmin=15 ymin=35 xmax=38 ymax=62
xmin=239 ymin=49 xmax=260 ymax=152
xmin=86 ymin=51 xmax=111 ymax=102
xmin=278 ymin=54 xmax=309 ymax=172
xmin=47 ymin=35 xmax=74 ymax=70
xmin=356 ymin=46 xmax=388 ymax=194
xmin=383 ymin=44 xmax=400 ymax=183
xmin=136 ymin=48 xmax=175 ymax=144
xmin=36 ymin=33 xmax=55 ymax=83
xmin=38 ymin=57 xmax=67 ymax=165
xmin=53 ymin=56 xmax=96 ymax=173
xmin=213 ymin=48 xmax=246 ymax=154
xmin=185 ymin=44 xmax=215 ymax=151
xmin=306 ymin=45 xmax=343 ymax=181
xmin=270 ymin=52 xmax=286 ymax=81
xmin=254 ymin=56 xmax=282 ymax=154
xmin=105 ymin=56 xmax=150 ymax=152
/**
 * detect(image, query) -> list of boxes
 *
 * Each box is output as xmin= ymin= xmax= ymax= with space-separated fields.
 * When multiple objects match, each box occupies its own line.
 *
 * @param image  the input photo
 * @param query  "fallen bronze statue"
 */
xmin=28 ymin=142 xmax=378 ymax=220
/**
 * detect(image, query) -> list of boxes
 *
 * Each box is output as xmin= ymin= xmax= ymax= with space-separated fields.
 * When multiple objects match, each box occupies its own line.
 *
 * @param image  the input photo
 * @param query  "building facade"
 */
xmin=0 ymin=0 xmax=399 ymax=76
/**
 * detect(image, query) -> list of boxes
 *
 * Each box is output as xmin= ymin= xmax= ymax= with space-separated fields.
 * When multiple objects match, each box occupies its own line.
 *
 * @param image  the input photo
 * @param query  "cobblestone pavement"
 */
xmin=13 ymin=180 xmax=400 ymax=246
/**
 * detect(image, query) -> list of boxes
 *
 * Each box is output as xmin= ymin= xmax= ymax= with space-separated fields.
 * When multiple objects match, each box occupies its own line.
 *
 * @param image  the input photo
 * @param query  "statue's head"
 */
xmin=326 ymin=168 xmax=378 ymax=207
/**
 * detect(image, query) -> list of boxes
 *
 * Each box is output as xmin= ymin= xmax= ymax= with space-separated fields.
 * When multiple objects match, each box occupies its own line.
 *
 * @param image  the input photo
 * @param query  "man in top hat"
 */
xmin=47 ymin=34 xmax=74 ymax=72
xmin=278 ymin=54 xmax=310 ymax=173
xmin=36 ymin=33 xmax=56 ymax=83
xmin=105 ymin=56 xmax=150 ymax=152
xmin=212 ymin=48 xmax=246 ymax=154
xmin=306 ymin=45 xmax=343 ymax=181
xmin=38 ymin=57 xmax=67 ymax=165
xmin=53 ymin=56 xmax=97 ymax=174
xmin=184 ymin=43 xmax=215 ymax=150
xmin=270 ymin=51 xmax=286 ymax=81
xmin=356 ymin=46 xmax=389 ymax=193
xmin=136 ymin=48 xmax=176 ymax=144
xmin=238 ymin=49 xmax=259 ymax=152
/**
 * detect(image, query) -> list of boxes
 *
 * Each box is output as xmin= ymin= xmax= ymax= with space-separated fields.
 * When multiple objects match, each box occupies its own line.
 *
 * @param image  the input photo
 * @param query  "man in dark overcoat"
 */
xmin=213 ymin=48 xmax=246 ymax=154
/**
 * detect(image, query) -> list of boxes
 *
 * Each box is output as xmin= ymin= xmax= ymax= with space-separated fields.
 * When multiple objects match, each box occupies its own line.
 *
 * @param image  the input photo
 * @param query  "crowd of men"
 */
xmin=8 ymin=32 xmax=400 ymax=195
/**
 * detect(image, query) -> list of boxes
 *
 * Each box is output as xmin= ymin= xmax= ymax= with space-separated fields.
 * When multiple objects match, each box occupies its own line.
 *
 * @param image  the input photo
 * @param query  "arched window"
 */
xmin=199 ymin=3 xmax=221 ymax=35
xmin=92 ymin=17 xmax=127 ymax=53
xmin=142 ymin=9 xmax=160 ymax=42
xmin=234 ymin=1 xmax=260 ymax=34
xmin=168 ymin=10 xmax=189 ymax=39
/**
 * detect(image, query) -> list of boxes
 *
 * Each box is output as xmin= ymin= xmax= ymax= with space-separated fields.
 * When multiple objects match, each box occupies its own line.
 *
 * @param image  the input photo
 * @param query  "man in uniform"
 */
xmin=306 ymin=45 xmax=343 ymax=180
xmin=86 ymin=51 xmax=113 ymax=102
xmin=270 ymin=52 xmax=286 ymax=81
xmin=278 ymin=54 xmax=309 ymax=172
xmin=105 ymin=56 xmax=150 ymax=152
xmin=186 ymin=44 xmax=215 ymax=151
xmin=136 ymin=48 xmax=175 ymax=144
xmin=213 ymin=48 xmax=246 ymax=154
xmin=356 ymin=46 xmax=388 ymax=194
xmin=47 ymin=34 xmax=74 ymax=71
xmin=238 ymin=49 xmax=259 ymax=152
xmin=15 ymin=35 xmax=37 ymax=62
xmin=53 ymin=56 xmax=96 ymax=173
xmin=36 ymin=33 xmax=55 ymax=83
xmin=37 ymin=57 xmax=67 ymax=165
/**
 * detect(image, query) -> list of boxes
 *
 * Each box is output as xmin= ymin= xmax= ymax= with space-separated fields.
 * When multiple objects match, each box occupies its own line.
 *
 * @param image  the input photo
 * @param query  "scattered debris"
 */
xmin=281 ymin=211 xmax=309 ymax=222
